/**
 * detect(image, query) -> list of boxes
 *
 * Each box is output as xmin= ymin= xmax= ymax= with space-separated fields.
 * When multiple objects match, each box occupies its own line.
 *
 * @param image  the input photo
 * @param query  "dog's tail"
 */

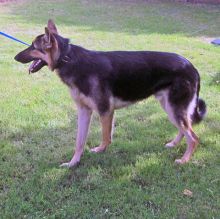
xmin=192 ymin=98 xmax=207 ymax=124
xmin=191 ymin=74 xmax=207 ymax=124
xmin=191 ymin=70 xmax=207 ymax=124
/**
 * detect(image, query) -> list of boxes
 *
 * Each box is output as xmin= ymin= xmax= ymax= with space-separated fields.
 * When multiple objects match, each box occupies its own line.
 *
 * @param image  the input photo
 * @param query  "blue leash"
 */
xmin=0 ymin=31 xmax=30 ymax=46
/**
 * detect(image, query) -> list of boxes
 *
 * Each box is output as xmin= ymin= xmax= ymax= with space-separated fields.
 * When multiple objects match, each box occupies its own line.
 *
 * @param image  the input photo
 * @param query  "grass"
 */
xmin=0 ymin=0 xmax=220 ymax=218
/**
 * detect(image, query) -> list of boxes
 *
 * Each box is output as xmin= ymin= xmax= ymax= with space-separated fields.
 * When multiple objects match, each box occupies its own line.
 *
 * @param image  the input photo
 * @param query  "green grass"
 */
xmin=0 ymin=0 xmax=220 ymax=218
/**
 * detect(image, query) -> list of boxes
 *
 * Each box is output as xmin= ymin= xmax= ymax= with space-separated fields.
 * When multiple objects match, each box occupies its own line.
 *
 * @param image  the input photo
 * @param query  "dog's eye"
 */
xmin=31 ymin=42 xmax=45 ymax=54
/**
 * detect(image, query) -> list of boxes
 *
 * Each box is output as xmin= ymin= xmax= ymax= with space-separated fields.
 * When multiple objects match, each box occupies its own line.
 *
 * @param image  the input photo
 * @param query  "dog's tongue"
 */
xmin=29 ymin=59 xmax=42 ymax=74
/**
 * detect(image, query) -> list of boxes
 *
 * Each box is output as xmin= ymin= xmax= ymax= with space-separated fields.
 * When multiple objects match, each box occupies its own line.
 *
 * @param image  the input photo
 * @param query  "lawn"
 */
xmin=0 ymin=0 xmax=220 ymax=218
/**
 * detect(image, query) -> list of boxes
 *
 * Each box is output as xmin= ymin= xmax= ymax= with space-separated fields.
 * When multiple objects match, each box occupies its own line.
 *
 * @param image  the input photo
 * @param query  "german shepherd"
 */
xmin=15 ymin=20 xmax=206 ymax=168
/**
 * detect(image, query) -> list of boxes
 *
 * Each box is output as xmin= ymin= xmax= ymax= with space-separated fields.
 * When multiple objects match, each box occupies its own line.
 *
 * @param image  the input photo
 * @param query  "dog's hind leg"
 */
xmin=155 ymin=90 xmax=184 ymax=148
xmin=174 ymin=95 xmax=199 ymax=164
xmin=168 ymin=80 xmax=199 ymax=164
xmin=174 ymin=117 xmax=199 ymax=164
xmin=60 ymin=105 xmax=92 ymax=168
xmin=163 ymin=104 xmax=184 ymax=148
xmin=165 ymin=130 xmax=184 ymax=148
xmin=90 ymin=112 xmax=114 ymax=153
xmin=165 ymin=102 xmax=198 ymax=163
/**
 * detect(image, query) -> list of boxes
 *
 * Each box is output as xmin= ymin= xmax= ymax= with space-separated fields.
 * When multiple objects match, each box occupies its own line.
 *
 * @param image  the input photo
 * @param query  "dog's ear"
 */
xmin=44 ymin=27 xmax=53 ymax=49
xmin=44 ymin=27 xmax=60 ymax=71
xmin=47 ymin=19 xmax=58 ymax=35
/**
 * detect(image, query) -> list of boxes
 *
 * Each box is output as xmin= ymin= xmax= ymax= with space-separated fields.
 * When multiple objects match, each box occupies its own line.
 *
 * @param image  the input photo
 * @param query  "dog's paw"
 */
xmin=90 ymin=146 xmax=106 ymax=153
xmin=165 ymin=141 xmax=176 ymax=148
xmin=60 ymin=162 xmax=70 ymax=168
xmin=175 ymin=158 xmax=186 ymax=164
xmin=60 ymin=161 xmax=80 ymax=168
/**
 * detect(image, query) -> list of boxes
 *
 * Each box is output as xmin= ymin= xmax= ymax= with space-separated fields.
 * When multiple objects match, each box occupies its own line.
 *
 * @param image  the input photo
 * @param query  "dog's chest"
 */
xmin=70 ymin=87 xmax=97 ymax=110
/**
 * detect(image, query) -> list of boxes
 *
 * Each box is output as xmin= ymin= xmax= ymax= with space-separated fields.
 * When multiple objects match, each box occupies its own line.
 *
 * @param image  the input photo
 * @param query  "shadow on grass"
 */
xmin=1 ymin=101 xmax=219 ymax=217
xmin=2 ymin=102 xmax=218 ymax=183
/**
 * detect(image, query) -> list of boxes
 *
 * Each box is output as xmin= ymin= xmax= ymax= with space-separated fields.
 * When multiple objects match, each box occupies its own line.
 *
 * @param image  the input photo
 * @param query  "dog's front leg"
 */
xmin=90 ymin=112 xmax=114 ymax=153
xmin=60 ymin=105 xmax=92 ymax=168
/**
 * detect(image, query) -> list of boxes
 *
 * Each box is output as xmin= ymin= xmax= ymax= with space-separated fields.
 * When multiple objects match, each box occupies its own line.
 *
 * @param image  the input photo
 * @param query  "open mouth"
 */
xmin=29 ymin=59 xmax=46 ymax=73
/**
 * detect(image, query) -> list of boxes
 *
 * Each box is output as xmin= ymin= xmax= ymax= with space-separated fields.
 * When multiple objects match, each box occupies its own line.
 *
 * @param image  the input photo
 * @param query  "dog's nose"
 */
xmin=14 ymin=53 xmax=20 ymax=62
xmin=14 ymin=52 xmax=24 ymax=62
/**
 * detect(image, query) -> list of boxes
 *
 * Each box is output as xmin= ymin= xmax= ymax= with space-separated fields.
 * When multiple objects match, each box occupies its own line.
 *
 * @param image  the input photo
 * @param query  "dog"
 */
xmin=14 ymin=20 xmax=206 ymax=168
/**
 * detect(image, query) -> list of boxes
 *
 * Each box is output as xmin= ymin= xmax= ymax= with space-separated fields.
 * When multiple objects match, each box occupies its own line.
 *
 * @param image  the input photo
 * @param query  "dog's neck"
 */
xmin=55 ymin=44 xmax=72 ymax=68
xmin=54 ymin=40 xmax=93 ymax=88
xmin=55 ymin=42 xmax=91 ymax=70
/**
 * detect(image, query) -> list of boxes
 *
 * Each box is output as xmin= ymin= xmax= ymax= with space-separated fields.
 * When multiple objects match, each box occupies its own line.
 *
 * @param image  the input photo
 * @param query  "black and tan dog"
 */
xmin=15 ymin=20 xmax=206 ymax=168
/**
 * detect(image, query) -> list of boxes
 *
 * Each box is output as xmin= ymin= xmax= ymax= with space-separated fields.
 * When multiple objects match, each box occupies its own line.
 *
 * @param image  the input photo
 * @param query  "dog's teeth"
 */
xmin=33 ymin=60 xmax=41 ymax=68
xmin=34 ymin=60 xmax=40 ymax=68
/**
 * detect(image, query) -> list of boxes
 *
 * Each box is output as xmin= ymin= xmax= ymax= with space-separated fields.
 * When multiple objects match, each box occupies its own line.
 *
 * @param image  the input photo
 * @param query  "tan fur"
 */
xmin=90 ymin=113 xmax=114 ymax=153
xmin=70 ymin=87 xmax=97 ymax=111
xmin=49 ymin=35 xmax=60 ymax=70
xmin=29 ymin=49 xmax=52 ymax=69
xmin=60 ymin=105 xmax=92 ymax=168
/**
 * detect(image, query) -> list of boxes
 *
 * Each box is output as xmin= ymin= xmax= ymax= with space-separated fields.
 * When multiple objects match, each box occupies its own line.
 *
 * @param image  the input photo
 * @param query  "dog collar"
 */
xmin=56 ymin=44 xmax=72 ymax=68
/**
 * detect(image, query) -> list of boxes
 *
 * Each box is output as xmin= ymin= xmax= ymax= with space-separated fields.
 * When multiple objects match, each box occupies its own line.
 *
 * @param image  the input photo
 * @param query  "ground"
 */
xmin=0 ymin=0 xmax=220 ymax=218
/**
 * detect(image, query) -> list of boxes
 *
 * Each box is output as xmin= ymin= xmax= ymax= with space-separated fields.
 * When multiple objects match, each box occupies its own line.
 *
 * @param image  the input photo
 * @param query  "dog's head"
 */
xmin=14 ymin=20 xmax=63 ymax=73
